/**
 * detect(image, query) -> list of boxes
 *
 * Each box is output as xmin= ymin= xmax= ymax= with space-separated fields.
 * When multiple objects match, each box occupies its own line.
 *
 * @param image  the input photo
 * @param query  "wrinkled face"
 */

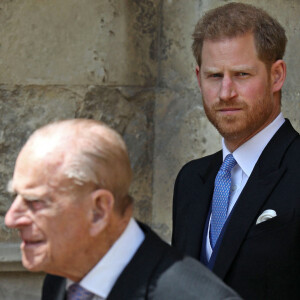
xmin=5 ymin=147 xmax=93 ymax=275
xmin=197 ymin=33 xmax=281 ymax=149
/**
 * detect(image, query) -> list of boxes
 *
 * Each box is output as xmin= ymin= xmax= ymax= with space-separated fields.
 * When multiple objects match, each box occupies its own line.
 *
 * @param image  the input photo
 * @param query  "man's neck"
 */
xmin=225 ymin=113 xmax=282 ymax=152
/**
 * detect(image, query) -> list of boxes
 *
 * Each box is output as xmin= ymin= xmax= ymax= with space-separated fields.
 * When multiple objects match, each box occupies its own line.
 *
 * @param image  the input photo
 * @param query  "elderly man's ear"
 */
xmin=89 ymin=189 xmax=115 ymax=236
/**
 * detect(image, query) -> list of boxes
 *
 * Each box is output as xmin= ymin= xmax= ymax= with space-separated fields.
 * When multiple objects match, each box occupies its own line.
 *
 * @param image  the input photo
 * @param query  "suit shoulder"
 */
xmin=282 ymin=131 xmax=300 ymax=165
xmin=176 ymin=151 xmax=221 ymax=178
xmin=151 ymin=257 xmax=241 ymax=300
xmin=289 ymin=133 xmax=300 ymax=151
xmin=138 ymin=221 xmax=183 ymax=264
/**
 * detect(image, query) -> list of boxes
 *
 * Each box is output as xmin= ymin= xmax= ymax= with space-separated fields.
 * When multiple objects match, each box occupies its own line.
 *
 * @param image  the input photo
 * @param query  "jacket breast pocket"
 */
xmin=246 ymin=209 xmax=295 ymax=239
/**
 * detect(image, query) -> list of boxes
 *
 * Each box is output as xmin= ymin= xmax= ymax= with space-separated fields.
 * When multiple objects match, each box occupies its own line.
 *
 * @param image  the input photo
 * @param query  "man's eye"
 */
xmin=26 ymin=200 xmax=45 ymax=211
xmin=237 ymin=72 xmax=249 ymax=76
xmin=210 ymin=73 xmax=222 ymax=78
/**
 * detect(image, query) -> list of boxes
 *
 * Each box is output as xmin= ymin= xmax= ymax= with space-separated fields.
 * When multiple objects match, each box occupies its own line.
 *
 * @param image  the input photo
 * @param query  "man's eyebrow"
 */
xmin=6 ymin=179 xmax=14 ymax=194
xmin=6 ymin=180 xmax=49 ymax=201
xmin=202 ymin=67 xmax=221 ymax=74
xmin=202 ymin=65 xmax=256 ymax=74
xmin=231 ymin=65 xmax=256 ymax=72
xmin=22 ymin=194 xmax=43 ymax=201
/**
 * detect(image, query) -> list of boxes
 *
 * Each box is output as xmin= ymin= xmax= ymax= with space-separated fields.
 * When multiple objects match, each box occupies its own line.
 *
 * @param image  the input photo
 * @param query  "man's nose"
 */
xmin=219 ymin=76 xmax=237 ymax=101
xmin=5 ymin=197 xmax=31 ymax=228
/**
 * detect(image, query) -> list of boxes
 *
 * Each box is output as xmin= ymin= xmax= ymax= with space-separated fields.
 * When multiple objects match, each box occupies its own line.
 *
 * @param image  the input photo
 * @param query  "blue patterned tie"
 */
xmin=210 ymin=154 xmax=237 ymax=249
xmin=67 ymin=283 xmax=94 ymax=300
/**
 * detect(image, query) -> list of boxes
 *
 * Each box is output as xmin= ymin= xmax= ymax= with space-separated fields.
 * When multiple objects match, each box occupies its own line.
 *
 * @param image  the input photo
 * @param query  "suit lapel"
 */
xmin=213 ymin=165 xmax=285 ymax=278
xmin=213 ymin=120 xmax=299 ymax=279
xmin=186 ymin=151 xmax=222 ymax=258
xmin=107 ymin=223 xmax=174 ymax=300
xmin=42 ymin=274 xmax=66 ymax=300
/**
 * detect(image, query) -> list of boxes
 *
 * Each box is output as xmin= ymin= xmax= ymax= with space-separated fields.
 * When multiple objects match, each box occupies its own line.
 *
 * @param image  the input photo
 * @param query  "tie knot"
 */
xmin=220 ymin=154 xmax=236 ymax=172
xmin=67 ymin=283 xmax=94 ymax=300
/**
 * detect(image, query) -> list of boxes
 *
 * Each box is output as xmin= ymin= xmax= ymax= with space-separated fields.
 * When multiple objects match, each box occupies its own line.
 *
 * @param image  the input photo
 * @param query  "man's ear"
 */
xmin=89 ymin=189 xmax=115 ymax=236
xmin=196 ymin=65 xmax=202 ymax=92
xmin=271 ymin=60 xmax=286 ymax=93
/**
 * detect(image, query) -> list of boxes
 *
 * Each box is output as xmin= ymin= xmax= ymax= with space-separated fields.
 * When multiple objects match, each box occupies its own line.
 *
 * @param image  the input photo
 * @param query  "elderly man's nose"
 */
xmin=5 ymin=198 xmax=31 ymax=228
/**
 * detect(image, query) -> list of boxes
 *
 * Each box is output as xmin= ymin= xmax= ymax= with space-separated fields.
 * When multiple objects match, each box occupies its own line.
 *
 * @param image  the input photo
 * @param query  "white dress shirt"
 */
xmin=67 ymin=218 xmax=145 ymax=299
xmin=206 ymin=113 xmax=285 ymax=260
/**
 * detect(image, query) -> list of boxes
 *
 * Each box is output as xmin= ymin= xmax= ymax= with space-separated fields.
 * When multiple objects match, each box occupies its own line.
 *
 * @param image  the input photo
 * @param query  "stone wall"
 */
xmin=0 ymin=0 xmax=299 ymax=299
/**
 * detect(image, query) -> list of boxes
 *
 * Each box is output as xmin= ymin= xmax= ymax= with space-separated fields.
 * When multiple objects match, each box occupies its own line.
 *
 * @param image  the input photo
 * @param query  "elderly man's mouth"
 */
xmin=21 ymin=240 xmax=46 ymax=249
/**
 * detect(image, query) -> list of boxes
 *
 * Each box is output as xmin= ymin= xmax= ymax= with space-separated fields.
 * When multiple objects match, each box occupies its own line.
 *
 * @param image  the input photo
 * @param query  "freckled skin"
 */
xmin=197 ymin=33 xmax=282 ymax=151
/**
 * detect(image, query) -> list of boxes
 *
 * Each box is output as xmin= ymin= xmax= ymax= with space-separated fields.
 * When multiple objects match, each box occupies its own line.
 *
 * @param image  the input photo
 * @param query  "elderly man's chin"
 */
xmin=21 ymin=244 xmax=49 ymax=272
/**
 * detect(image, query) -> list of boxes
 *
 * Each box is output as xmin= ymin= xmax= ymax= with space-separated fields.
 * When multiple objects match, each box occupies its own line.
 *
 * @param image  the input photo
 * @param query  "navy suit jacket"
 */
xmin=172 ymin=119 xmax=300 ymax=299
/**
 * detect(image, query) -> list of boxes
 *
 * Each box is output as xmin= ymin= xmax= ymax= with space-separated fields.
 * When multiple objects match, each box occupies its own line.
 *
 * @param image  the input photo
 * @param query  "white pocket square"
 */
xmin=256 ymin=209 xmax=277 ymax=225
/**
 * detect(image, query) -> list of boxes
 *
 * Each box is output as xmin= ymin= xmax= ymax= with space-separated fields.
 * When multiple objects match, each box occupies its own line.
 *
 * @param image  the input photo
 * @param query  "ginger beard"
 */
xmin=202 ymin=78 xmax=275 ymax=145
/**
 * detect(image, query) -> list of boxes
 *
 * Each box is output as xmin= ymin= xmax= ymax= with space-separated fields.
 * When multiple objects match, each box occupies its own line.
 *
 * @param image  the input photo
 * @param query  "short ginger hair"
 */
xmin=192 ymin=2 xmax=287 ymax=68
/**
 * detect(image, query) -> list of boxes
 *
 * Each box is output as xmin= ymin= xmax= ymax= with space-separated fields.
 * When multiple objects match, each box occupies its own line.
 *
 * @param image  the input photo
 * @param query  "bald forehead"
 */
xmin=17 ymin=124 xmax=78 ymax=188
xmin=24 ymin=133 xmax=70 ymax=163
xmin=22 ymin=119 xmax=130 ymax=185
xmin=16 ymin=143 xmax=66 ymax=183
xmin=27 ymin=119 xmax=123 ymax=151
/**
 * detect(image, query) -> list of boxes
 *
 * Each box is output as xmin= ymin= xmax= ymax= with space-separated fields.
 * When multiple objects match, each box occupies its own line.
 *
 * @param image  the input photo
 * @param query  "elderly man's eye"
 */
xmin=26 ymin=199 xmax=45 ymax=211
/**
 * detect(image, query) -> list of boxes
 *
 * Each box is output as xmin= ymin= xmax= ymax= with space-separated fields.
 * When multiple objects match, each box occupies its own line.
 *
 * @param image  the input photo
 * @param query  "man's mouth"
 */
xmin=21 ymin=239 xmax=45 ymax=249
xmin=217 ymin=107 xmax=242 ymax=114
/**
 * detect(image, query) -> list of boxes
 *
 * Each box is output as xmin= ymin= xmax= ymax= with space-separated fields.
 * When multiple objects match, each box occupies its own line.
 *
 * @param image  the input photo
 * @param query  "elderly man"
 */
xmin=5 ymin=119 xmax=240 ymax=300
xmin=172 ymin=2 xmax=300 ymax=300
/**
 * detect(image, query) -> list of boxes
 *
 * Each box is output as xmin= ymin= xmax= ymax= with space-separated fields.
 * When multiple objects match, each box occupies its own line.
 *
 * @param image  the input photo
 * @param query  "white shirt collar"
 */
xmin=222 ymin=113 xmax=285 ymax=177
xmin=67 ymin=218 xmax=145 ymax=299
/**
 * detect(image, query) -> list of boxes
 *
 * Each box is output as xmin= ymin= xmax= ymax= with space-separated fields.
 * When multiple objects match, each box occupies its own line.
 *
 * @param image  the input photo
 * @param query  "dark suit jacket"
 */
xmin=172 ymin=119 xmax=300 ymax=300
xmin=42 ymin=222 xmax=240 ymax=300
